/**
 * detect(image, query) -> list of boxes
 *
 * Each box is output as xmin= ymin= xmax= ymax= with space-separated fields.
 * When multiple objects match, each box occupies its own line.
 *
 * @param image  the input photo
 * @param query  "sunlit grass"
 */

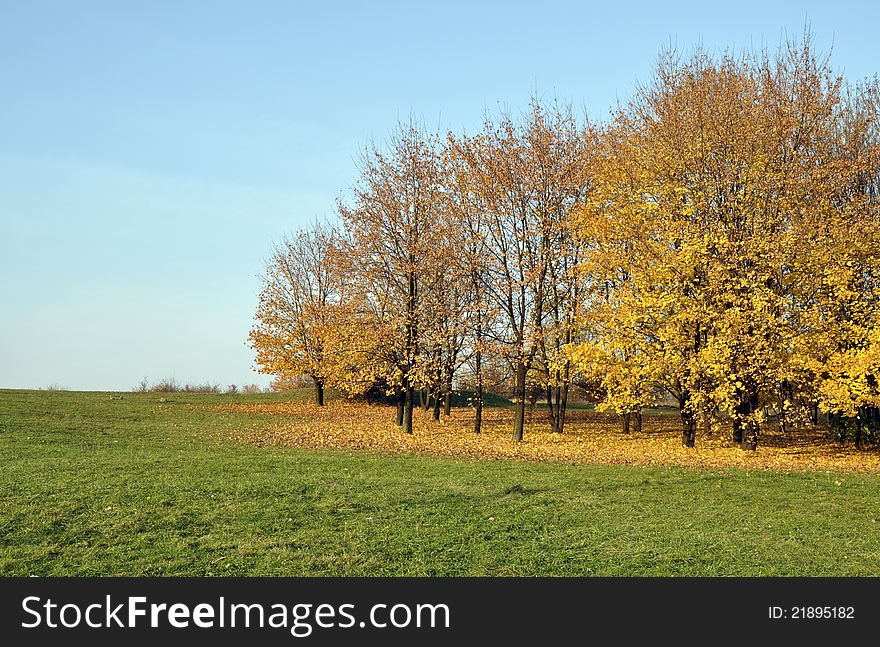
xmin=2 ymin=389 xmax=879 ymax=576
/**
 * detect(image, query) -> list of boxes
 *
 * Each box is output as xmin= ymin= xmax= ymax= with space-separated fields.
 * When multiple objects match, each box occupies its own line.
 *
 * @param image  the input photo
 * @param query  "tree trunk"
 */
xmin=443 ymin=390 xmax=452 ymax=417
xmin=512 ymin=360 xmax=527 ymax=442
xmin=732 ymin=419 xmax=743 ymax=445
xmin=738 ymin=391 xmax=760 ymax=451
xmin=558 ymin=384 xmax=569 ymax=433
xmin=313 ymin=379 xmax=325 ymax=406
xmin=732 ymin=395 xmax=746 ymax=445
xmin=679 ymin=393 xmax=695 ymax=447
xmin=473 ymin=348 xmax=483 ymax=435
xmin=741 ymin=420 xmax=759 ymax=451
xmin=474 ymin=389 xmax=483 ymax=434
xmin=546 ymin=386 xmax=556 ymax=432
xmin=635 ymin=411 xmax=642 ymax=434
xmin=395 ymin=392 xmax=404 ymax=427
xmin=402 ymin=386 xmax=414 ymax=434
xmin=621 ymin=413 xmax=631 ymax=434
xmin=546 ymin=384 xmax=569 ymax=433
xmin=551 ymin=384 xmax=568 ymax=434
xmin=420 ymin=388 xmax=430 ymax=411
xmin=681 ymin=412 xmax=696 ymax=447
xmin=432 ymin=388 xmax=442 ymax=421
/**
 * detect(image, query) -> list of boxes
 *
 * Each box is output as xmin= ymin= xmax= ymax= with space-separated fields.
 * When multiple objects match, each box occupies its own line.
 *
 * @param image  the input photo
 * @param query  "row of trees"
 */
xmin=250 ymin=38 xmax=880 ymax=450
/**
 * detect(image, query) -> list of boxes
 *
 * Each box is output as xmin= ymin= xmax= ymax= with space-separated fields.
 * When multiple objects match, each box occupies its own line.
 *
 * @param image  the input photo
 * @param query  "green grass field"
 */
xmin=1 ymin=389 xmax=879 ymax=576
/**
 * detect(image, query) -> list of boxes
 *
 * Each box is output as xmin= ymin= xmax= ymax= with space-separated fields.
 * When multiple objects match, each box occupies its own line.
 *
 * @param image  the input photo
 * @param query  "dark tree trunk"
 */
xmin=473 ymin=348 xmax=483 ymax=435
xmin=546 ymin=383 xmax=570 ymax=433
xmin=402 ymin=263 xmax=417 ymax=435
xmin=558 ymin=384 xmax=569 ymax=433
xmin=441 ymin=359 xmax=455 ymax=416
xmin=681 ymin=413 xmax=696 ymax=447
xmin=512 ymin=360 xmax=527 ymax=442
xmin=621 ymin=413 xmax=631 ymax=434
xmin=420 ymin=388 xmax=430 ymax=411
xmin=313 ymin=379 xmax=325 ymax=406
xmin=737 ymin=391 xmax=760 ymax=451
xmin=679 ymin=393 xmax=695 ymax=447
xmin=474 ymin=390 xmax=483 ymax=434
xmin=732 ymin=419 xmax=743 ymax=445
xmin=402 ymin=385 xmax=414 ymax=434
xmin=395 ymin=391 xmax=404 ymax=427
xmin=741 ymin=421 xmax=759 ymax=451
xmin=432 ymin=388 xmax=442 ymax=421
xmin=635 ymin=411 xmax=643 ymax=434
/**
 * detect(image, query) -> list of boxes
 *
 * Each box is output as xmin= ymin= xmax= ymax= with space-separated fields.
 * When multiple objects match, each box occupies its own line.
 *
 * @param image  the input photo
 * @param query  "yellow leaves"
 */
xmin=214 ymin=402 xmax=880 ymax=474
xmin=568 ymin=42 xmax=880 ymax=427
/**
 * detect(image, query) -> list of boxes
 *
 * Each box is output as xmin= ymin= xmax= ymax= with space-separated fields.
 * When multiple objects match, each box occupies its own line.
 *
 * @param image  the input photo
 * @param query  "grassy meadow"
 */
xmin=1 ymin=388 xmax=879 ymax=576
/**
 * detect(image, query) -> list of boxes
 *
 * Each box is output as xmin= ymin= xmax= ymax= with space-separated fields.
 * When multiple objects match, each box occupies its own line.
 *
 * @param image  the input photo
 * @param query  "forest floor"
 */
xmin=225 ymin=399 xmax=880 ymax=474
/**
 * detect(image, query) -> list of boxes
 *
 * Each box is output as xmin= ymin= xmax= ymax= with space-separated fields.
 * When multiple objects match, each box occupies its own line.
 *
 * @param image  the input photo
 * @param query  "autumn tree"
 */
xmin=572 ymin=38 xmax=880 ymax=450
xmin=336 ymin=121 xmax=446 ymax=434
xmin=450 ymin=100 xmax=592 ymax=440
xmin=797 ymin=75 xmax=880 ymax=445
xmin=537 ymin=197 xmax=593 ymax=433
xmin=443 ymin=142 xmax=496 ymax=433
xmin=427 ymin=265 xmax=471 ymax=420
xmin=249 ymin=221 xmax=344 ymax=406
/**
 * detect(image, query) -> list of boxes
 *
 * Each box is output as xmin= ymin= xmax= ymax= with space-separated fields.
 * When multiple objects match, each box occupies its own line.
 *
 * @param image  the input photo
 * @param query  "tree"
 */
xmin=443 ymin=142 xmax=496 ymax=433
xmin=450 ymin=100 xmax=592 ymax=440
xmin=249 ymin=221 xmax=344 ymax=406
xmin=798 ymin=76 xmax=880 ymax=445
xmin=337 ymin=121 xmax=446 ymax=434
xmin=572 ymin=38 xmax=878 ymax=450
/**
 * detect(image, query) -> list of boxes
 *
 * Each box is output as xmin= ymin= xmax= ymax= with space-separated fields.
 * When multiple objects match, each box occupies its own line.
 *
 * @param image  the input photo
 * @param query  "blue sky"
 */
xmin=1 ymin=1 xmax=878 ymax=390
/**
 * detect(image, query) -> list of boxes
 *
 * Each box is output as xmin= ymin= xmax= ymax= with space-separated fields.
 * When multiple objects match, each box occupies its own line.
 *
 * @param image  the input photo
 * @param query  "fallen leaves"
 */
xmin=209 ymin=402 xmax=880 ymax=474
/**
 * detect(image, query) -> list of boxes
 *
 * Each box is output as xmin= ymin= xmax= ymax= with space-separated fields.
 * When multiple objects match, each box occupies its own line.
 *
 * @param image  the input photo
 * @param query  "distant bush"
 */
xmin=152 ymin=377 xmax=181 ymax=392
xmin=42 ymin=383 xmax=69 ymax=391
xmin=182 ymin=383 xmax=221 ymax=393
xmin=270 ymin=375 xmax=314 ymax=391
xmin=134 ymin=378 xmax=222 ymax=393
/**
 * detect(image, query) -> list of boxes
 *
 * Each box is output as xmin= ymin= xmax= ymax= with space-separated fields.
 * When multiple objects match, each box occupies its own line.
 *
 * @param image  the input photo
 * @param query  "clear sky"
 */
xmin=2 ymin=0 xmax=878 ymax=391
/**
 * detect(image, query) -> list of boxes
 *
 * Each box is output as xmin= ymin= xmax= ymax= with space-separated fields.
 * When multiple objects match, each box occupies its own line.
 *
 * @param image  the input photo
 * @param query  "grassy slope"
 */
xmin=1 ymin=389 xmax=879 ymax=576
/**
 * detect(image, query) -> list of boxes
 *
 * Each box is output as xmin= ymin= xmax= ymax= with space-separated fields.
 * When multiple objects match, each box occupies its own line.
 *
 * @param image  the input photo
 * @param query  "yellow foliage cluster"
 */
xmin=569 ymin=40 xmax=880 ymax=448
xmin=213 ymin=402 xmax=880 ymax=474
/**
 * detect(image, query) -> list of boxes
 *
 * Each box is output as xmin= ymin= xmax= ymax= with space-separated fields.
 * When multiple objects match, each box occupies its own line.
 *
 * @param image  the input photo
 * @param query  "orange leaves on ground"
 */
xmin=211 ymin=402 xmax=880 ymax=473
